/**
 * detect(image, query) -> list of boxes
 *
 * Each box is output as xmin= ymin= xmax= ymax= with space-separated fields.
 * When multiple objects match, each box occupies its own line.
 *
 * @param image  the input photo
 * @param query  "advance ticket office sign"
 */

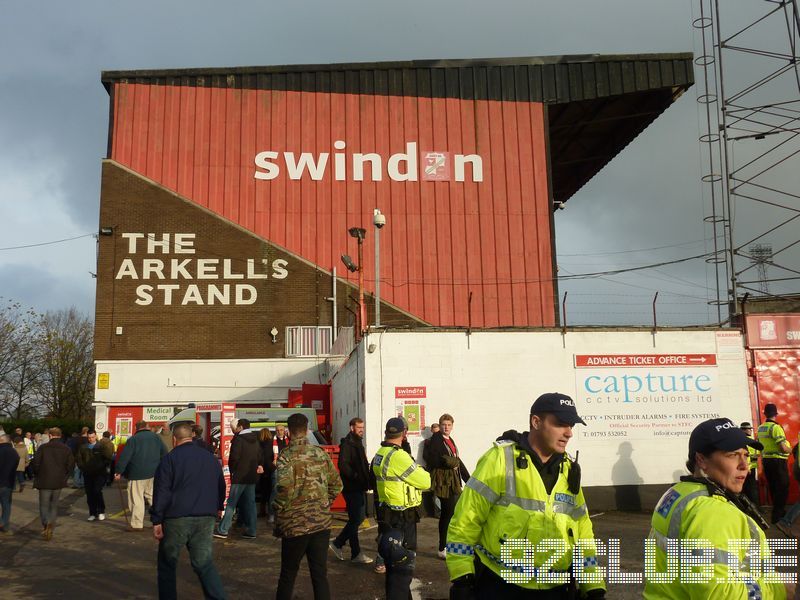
xmin=573 ymin=354 xmax=720 ymax=441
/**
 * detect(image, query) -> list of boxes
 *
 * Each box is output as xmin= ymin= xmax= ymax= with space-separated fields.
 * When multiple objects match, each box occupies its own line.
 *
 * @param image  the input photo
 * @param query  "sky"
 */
xmin=0 ymin=0 xmax=796 ymax=325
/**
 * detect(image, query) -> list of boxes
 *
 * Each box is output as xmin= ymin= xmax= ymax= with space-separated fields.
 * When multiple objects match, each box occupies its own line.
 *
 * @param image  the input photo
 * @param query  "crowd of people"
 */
xmin=3 ymin=398 xmax=800 ymax=599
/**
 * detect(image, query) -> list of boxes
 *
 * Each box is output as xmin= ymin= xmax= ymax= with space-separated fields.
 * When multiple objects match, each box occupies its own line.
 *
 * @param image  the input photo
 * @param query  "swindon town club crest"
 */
xmin=422 ymin=151 xmax=451 ymax=181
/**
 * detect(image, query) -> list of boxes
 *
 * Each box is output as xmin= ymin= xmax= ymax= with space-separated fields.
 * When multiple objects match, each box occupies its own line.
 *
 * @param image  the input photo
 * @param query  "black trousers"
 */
xmin=475 ymin=564 xmax=571 ymax=599
xmin=742 ymin=470 xmax=759 ymax=507
xmin=438 ymin=494 xmax=460 ymax=552
xmin=763 ymin=458 xmax=789 ymax=523
xmin=378 ymin=509 xmax=417 ymax=600
xmin=276 ymin=529 xmax=330 ymax=600
xmin=84 ymin=473 xmax=106 ymax=516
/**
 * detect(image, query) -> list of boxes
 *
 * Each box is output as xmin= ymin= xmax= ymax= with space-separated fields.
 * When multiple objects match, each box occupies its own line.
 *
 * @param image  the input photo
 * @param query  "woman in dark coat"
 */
xmin=425 ymin=413 xmax=470 ymax=558
xmin=257 ymin=427 xmax=275 ymax=520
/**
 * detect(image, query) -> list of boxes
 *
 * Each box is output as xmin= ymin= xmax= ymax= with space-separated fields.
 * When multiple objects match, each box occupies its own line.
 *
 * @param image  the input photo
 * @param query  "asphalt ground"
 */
xmin=0 ymin=484 xmax=796 ymax=598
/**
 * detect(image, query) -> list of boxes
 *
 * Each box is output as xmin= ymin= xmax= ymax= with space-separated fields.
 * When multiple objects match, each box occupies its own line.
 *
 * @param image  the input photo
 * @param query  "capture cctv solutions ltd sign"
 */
xmin=573 ymin=354 xmax=721 ymax=442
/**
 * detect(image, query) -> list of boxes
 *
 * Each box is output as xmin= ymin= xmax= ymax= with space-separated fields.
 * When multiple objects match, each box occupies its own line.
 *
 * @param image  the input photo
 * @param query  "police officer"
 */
xmin=644 ymin=418 xmax=792 ymax=599
xmin=757 ymin=403 xmax=791 ymax=523
xmin=739 ymin=422 xmax=760 ymax=507
xmin=447 ymin=393 xmax=606 ymax=599
xmin=372 ymin=417 xmax=431 ymax=600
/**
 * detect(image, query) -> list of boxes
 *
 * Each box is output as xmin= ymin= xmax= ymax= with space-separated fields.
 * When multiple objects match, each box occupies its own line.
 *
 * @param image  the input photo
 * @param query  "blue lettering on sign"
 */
xmin=656 ymin=489 xmax=680 ymax=518
xmin=554 ymin=493 xmax=575 ymax=506
xmin=582 ymin=372 xmax=714 ymax=402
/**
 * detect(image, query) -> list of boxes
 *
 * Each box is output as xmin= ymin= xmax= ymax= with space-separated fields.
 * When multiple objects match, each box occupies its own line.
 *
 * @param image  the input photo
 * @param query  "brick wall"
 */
xmin=94 ymin=161 xmax=423 ymax=360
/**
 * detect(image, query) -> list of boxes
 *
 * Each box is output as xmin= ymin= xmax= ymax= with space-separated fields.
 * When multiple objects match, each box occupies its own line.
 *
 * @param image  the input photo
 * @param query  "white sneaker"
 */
xmin=98 ymin=513 xmax=106 ymax=521
xmin=437 ymin=549 xmax=446 ymax=559
xmin=329 ymin=542 xmax=345 ymax=560
xmin=87 ymin=515 xmax=97 ymax=522
xmin=351 ymin=552 xmax=374 ymax=564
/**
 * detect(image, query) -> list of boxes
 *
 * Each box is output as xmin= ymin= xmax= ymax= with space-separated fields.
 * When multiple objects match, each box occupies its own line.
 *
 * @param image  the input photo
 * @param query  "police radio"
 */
xmin=516 ymin=453 xmax=528 ymax=470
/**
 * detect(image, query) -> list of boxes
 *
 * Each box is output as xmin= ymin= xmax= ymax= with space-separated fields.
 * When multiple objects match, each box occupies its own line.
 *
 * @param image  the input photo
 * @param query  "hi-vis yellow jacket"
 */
xmin=758 ymin=421 xmax=790 ymax=459
xmin=643 ymin=480 xmax=786 ymax=600
xmin=372 ymin=443 xmax=430 ymax=511
xmin=446 ymin=440 xmax=606 ymax=596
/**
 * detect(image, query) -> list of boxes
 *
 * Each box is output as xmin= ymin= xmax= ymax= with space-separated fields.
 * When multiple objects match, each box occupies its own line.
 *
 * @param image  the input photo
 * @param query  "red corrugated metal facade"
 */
xmin=107 ymin=81 xmax=555 ymax=327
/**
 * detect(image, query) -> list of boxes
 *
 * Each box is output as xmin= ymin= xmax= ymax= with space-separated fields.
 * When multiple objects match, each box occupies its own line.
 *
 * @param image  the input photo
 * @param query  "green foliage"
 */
xmin=0 ymin=417 xmax=92 ymax=439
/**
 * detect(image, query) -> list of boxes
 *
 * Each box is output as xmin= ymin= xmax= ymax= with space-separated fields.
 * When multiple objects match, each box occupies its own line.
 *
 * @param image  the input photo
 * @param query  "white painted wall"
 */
xmin=329 ymin=345 xmax=367 ymax=445
xmin=94 ymin=358 xmax=332 ymax=406
xmin=350 ymin=329 xmax=750 ymax=488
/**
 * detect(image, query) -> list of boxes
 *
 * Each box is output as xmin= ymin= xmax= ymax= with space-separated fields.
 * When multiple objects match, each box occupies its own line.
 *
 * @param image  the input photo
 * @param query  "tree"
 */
xmin=34 ymin=308 xmax=94 ymax=420
xmin=0 ymin=299 xmax=41 ymax=419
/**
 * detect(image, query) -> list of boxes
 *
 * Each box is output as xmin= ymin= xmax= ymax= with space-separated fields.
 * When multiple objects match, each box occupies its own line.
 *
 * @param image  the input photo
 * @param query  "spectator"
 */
xmin=24 ymin=432 xmax=34 ymax=479
xmin=115 ymin=420 xmax=167 ymax=532
xmin=152 ymin=422 xmax=227 ymax=600
xmin=421 ymin=423 xmax=441 ymax=468
xmin=39 ymin=429 xmax=50 ymax=446
xmin=274 ymin=424 xmax=290 ymax=454
xmin=192 ymin=425 xmax=214 ymax=453
xmin=257 ymin=427 xmax=275 ymax=520
xmin=76 ymin=430 xmax=113 ymax=522
xmin=157 ymin=425 xmax=174 ymax=452
xmin=0 ymin=433 xmax=21 ymax=533
xmin=31 ymin=427 xmax=74 ymax=541
xmin=273 ymin=413 xmax=342 ymax=600
xmin=98 ymin=431 xmax=115 ymax=485
xmin=330 ymin=417 xmax=373 ymax=564
xmin=214 ymin=418 xmax=262 ymax=540
xmin=66 ymin=432 xmax=83 ymax=489
xmin=13 ymin=437 xmax=28 ymax=492
xmin=426 ymin=413 xmax=470 ymax=559
xmin=421 ymin=423 xmax=441 ymax=519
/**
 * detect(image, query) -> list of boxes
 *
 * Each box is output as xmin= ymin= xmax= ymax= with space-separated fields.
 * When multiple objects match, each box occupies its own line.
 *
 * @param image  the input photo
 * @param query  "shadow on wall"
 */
xmin=611 ymin=442 xmax=644 ymax=512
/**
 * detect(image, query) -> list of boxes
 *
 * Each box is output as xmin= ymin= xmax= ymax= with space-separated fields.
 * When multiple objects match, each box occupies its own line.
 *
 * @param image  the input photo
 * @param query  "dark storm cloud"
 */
xmin=0 ymin=262 xmax=95 ymax=315
xmin=0 ymin=0 xmax=794 ymax=322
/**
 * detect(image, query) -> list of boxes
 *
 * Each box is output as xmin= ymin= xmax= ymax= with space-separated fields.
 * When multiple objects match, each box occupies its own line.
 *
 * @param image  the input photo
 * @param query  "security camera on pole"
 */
xmin=373 ymin=209 xmax=385 ymax=327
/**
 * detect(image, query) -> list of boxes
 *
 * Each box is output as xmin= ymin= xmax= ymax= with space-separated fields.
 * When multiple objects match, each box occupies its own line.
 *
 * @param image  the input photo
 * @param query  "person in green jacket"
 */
xmin=114 ymin=421 xmax=166 ymax=531
xmin=644 ymin=417 xmax=793 ymax=600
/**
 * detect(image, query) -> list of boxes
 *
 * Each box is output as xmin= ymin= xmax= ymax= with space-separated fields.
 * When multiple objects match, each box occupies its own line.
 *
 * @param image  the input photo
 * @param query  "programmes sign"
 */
xmin=574 ymin=354 xmax=720 ymax=441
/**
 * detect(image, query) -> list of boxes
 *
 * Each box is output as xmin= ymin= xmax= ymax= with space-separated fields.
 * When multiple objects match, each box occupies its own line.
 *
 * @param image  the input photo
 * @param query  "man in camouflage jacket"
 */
xmin=272 ymin=413 xmax=342 ymax=600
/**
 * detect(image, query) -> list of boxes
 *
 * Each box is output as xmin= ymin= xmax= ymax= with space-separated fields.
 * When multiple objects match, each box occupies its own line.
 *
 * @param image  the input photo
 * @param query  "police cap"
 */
xmin=385 ymin=417 xmax=406 ymax=436
xmin=689 ymin=418 xmax=763 ymax=455
xmin=530 ymin=392 xmax=586 ymax=426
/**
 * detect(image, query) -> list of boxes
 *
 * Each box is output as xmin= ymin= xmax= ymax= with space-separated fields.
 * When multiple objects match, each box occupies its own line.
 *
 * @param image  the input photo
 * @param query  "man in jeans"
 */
xmin=330 ymin=417 xmax=373 ymax=564
xmin=213 ymin=418 xmax=263 ymax=540
xmin=152 ymin=422 xmax=226 ymax=600
xmin=274 ymin=413 xmax=342 ymax=600
xmin=0 ymin=433 xmax=21 ymax=533
xmin=115 ymin=420 xmax=167 ymax=531
xmin=31 ymin=427 xmax=74 ymax=540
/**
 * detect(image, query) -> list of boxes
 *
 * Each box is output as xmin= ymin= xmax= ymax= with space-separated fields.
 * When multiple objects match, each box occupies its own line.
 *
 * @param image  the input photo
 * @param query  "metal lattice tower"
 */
xmin=748 ymin=243 xmax=774 ymax=293
xmin=693 ymin=0 xmax=800 ymax=318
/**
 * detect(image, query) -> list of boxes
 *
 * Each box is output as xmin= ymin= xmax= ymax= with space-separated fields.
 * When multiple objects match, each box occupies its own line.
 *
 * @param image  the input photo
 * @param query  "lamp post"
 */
xmin=341 ymin=227 xmax=367 ymax=336
xmin=373 ymin=209 xmax=385 ymax=327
